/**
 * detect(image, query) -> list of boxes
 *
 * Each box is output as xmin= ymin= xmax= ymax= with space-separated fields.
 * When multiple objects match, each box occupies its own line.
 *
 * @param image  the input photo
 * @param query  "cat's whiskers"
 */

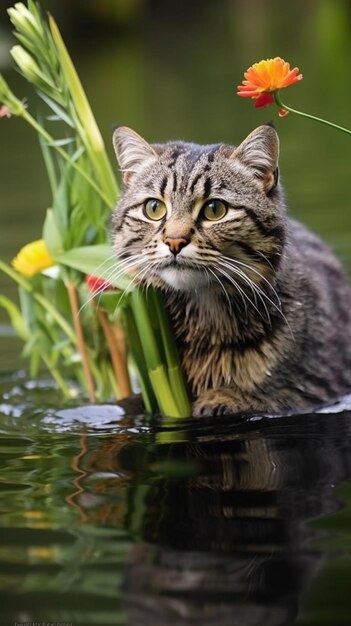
xmin=192 ymin=249 xmax=253 ymax=317
xmin=222 ymin=254 xmax=281 ymax=307
xmin=220 ymin=256 xmax=294 ymax=337
xmin=86 ymin=251 xmax=142 ymax=291
xmin=221 ymin=256 xmax=283 ymax=313
xmin=104 ymin=254 xmax=147 ymax=288
xmin=255 ymin=249 xmax=277 ymax=272
xmin=217 ymin=259 xmax=272 ymax=325
xmin=114 ymin=261 xmax=155 ymax=308
xmin=206 ymin=266 xmax=234 ymax=314
xmin=203 ymin=266 xmax=211 ymax=287
xmin=87 ymin=251 xmax=121 ymax=279
xmin=79 ymin=252 xmax=127 ymax=311
xmin=216 ymin=265 xmax=267 ymax=324
xmin=80 ymin=254 xmax=144 ymax=313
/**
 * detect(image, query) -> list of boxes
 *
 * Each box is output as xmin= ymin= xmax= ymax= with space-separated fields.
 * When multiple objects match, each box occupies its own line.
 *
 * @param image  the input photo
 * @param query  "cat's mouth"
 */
xmin=155 ymin=259 xmax=208 ymax=291
xmin=161 ymin=257 xmax=193 ymax=268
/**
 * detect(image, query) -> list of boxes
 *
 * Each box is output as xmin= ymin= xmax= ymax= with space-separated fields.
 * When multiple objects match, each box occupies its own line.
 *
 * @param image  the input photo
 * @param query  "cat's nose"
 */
xmin=164 ymin=237 xmax=189 ymax=255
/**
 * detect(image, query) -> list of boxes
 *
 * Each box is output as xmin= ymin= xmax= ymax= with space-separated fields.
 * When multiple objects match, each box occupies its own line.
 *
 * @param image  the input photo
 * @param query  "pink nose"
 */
xmin=164 ymin=237 xmax=189 ymax=255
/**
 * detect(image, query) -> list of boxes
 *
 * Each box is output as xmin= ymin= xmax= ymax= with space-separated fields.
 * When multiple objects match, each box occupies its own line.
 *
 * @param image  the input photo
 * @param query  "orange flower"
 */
xmin=237 ymin=57 xmax=302 ymax=115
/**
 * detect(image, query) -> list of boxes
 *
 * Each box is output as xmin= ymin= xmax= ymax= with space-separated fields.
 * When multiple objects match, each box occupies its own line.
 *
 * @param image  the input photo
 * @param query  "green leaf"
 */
xmin=38 ymin=125 xmax=57 ymax=195
xmin=19 ymin=287 xmax=37 ymax=331
xmin=0 ymin=296 xmax=28 ymax=340
xmin=43 ymin=208 xmax=63 ymax=256
xmin=51 ymin=137 xmax=75 ymax=147
xmin=0 ymin=258 xmax=32 ymax=291
xmin=49 ymin=15 xmax=119 ymax=207
xmin=52 ymin=168 xmax=70 ymax=238
xmin=98 ymin=291 xmax=131 ymax=314
xmin=56 ymin=245 xmax=131 ymax=290
xmin=39 ymin=92 xmax=74 ymax=127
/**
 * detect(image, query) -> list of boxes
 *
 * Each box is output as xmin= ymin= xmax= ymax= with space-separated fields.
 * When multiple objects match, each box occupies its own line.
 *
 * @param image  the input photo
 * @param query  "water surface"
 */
xmin=1 ymin=376 xmax=351 ymax=625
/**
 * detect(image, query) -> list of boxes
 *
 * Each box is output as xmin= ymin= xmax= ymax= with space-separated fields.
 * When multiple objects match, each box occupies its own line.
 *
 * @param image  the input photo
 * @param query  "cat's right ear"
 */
xmin=112 ymin=126 xmax=158 ymax=185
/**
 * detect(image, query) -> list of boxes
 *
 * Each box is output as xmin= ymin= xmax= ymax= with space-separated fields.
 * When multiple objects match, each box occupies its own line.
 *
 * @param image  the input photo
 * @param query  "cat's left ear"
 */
xmin=113 ymin=126 xmax=158 ymax=185
xmin=231 ymin=125 xmax=279 ymax=193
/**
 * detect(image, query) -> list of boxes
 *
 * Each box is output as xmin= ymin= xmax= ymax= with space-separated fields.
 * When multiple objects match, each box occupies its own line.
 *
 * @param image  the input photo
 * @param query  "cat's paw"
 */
xmin=192 ymin=389 xmax=239 ymax=417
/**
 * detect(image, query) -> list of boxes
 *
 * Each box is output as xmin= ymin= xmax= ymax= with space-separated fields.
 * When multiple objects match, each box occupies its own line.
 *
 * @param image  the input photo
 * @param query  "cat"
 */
xmin=112 ymin=124 xmax=351 ymax=416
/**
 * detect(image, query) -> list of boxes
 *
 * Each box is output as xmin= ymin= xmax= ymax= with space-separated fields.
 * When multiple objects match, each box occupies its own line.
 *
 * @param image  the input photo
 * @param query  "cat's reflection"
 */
xmin=119 ymin=414 xmax=351 ymax=626
xmin=81 ymin=412 xmax=351 ymax=626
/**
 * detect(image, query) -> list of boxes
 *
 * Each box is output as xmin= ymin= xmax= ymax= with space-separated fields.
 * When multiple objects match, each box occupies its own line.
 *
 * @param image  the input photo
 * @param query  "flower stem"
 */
xmin=66 ymin=282 xmax=96 ymax=402
xmin=93 ymin=303 xmax=132 ymax=399
xmin=0 ymin=259 xmax=76 ymax=343
xmin=41 ymin=355 xmax=72 ymax=398
xmin=274 ymin=91 xmax=351 ymax=136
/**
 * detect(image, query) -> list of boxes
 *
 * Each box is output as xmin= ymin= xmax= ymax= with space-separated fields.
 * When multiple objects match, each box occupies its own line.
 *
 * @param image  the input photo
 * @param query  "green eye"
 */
xmin=202 ymin=199 xmax=227 ymax=221
xmin=144 ymin=198 xmax=167 ymax=221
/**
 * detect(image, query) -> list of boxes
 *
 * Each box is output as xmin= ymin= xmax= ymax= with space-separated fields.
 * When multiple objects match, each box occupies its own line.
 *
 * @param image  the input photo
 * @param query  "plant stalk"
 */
xmin=274 ymin=91 xmax=351 ymax=136
xmin=0 ymin=259 xmax=76 ymax=342
xmin=94 ymin=303 xmax=132 ymax=398
xmin=66 ymin=282 xmax=96 ymax=402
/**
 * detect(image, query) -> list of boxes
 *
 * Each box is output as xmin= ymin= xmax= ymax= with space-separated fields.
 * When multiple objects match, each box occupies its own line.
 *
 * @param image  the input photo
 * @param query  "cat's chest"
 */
xmin=166 ymin=289 xmax=277 ymax=396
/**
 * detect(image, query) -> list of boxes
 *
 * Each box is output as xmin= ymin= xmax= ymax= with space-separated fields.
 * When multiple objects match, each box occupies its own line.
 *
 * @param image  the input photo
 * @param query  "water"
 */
xmin=1 ymin=1 xmax=351 ymax=624
xmin=0 ymin=375 xmax=351 ymax=625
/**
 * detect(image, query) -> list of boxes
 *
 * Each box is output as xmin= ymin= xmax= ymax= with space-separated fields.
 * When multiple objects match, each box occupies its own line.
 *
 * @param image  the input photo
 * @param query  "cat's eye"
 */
xmin=201 ymin=199 xmax=227 ymax=221
xmin=144 ymin=198 xmax=167 ymax=221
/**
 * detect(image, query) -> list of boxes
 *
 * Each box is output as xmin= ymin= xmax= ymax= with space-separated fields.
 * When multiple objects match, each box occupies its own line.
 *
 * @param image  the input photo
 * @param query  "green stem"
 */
xmin=123 ymin=307 xmax=157 ymax=414
xmin=33 ymin=293 xmax=76 ymax=343
xmin=42 ymin=355 xmax=72 ymax=398
xmin=38 ymin=129 xmax=58 ymax=196
xmin=66 ymin=281 xmax=96 ymax=402
xmin=20 ymin=108 xmax=114 ymax=206
xmin=149 ymin=365 xmax=184 ymax=418
xmin=274 ymin=91 xmax=351 ymax=136
xmin=0 ymin=259 xmax=76 ymax=343
xmin=149 ymin=289 xmax=191 ymax=417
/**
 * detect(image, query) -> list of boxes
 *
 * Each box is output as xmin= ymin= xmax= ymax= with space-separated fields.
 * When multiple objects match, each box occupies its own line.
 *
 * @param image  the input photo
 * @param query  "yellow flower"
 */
xmin=12 ymin=239 xmax=54 ymax=277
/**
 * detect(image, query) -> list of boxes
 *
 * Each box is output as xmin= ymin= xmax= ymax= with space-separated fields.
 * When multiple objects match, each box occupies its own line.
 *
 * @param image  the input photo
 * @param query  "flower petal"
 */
xmin=254 ymin=93 xmax=275 ymax=108
xmin=12 ymin=240 xmax=54 ymax=277
xmin=85 ymin=274 xmax=113 ymax=294
xmin=0 ymin=105 xmax=10 ymax=118
xmin=237 ymin=57 xmax=303 ymax=98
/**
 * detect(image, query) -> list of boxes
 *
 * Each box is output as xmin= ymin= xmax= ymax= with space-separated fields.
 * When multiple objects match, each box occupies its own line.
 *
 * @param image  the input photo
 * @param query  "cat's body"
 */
xmin=112 ymin=125 xmax=351 ymax=416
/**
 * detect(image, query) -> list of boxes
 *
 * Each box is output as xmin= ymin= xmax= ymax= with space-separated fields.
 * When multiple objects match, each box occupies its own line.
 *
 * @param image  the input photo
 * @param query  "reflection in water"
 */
xmin=118 ymin=417 xmax=351 ymax=626
xmin=1 ymin=387 xmax=351 ymax=625
xmin=83 ymin=412 xmax=351 ymax=626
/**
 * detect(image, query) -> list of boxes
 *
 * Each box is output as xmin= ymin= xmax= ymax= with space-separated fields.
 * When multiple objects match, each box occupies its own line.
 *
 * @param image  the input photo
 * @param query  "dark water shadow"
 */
xmin=84 ymin=407 xmax=351 ymax=626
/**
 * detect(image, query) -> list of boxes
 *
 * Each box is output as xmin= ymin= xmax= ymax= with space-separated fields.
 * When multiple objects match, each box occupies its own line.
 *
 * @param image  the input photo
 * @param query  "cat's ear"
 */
xmin=112 ymin=126 xmax=158 ymax=185
xmin=231 ymin=125 xmax=279 ymax=193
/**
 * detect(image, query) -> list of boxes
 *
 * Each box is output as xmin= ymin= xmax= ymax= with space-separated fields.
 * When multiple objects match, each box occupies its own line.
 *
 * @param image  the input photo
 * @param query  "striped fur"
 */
xmin=112 ymin=125 xmax=351 ymax=416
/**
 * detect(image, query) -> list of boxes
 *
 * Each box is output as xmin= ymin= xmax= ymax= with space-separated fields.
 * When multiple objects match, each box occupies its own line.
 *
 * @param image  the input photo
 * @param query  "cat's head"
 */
xmin=112 ymin=125 xmax=286 ymax=293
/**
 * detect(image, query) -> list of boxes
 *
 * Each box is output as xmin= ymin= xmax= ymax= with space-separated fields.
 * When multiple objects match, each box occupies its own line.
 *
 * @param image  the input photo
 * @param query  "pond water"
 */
xmin=1 ymin=1 xmax=351 ymax=624
xmin=1 ymin=377 xmax=351 ymax=625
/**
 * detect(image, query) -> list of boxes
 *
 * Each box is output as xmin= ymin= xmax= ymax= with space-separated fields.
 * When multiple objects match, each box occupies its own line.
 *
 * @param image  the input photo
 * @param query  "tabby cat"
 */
xmin=112 ymin=124 xmax=351 ymax=416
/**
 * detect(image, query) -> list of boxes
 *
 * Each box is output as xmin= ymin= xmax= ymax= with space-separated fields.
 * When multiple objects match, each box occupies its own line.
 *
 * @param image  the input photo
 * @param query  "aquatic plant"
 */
xmin=0 ymin=1 xmax=191 ymax=418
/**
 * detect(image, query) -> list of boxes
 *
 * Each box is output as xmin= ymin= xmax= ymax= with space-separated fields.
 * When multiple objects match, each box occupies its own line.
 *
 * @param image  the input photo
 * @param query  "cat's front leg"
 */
xmin=192 ymin=387 xmax=255 ymax=417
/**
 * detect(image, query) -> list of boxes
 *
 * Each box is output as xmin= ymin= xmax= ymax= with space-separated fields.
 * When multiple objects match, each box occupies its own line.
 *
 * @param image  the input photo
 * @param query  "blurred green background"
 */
xmin=1 ymin=0 xmax=351 ymax=370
